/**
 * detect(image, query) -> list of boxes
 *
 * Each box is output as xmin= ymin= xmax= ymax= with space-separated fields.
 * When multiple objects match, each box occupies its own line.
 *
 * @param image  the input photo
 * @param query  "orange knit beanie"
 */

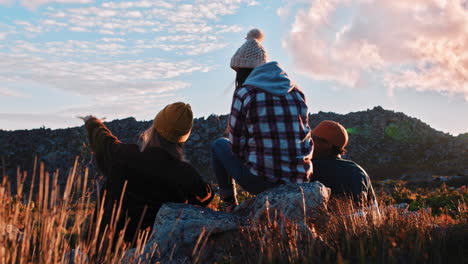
xmin=153 ymin=102 xmax=193 ymax=143
xmin=312 ymin=120 xmax=348 ymax=150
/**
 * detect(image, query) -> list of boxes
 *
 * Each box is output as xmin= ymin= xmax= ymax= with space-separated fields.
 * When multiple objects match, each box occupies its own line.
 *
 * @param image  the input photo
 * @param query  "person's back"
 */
xmin=84 ymin=102 xmax=213 ymax=242
xmin=312 ymin=157 xmax=376 ymax=206
xmin=231 ymin=61 xmax=312 ymax=183
xmin=98 ymin=143 xmax=212 ymax=240
xmin=311 ymin=120 xmax=377 ymax=207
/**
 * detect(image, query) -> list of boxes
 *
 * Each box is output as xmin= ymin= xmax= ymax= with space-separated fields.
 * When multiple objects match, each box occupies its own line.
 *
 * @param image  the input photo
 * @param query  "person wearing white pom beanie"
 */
xmin=211 ymin=29 xmax=314 ymax=212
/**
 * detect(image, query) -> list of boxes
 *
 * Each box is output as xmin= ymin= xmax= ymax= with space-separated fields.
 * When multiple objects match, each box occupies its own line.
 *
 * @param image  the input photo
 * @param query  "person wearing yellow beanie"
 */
xmin=311 ymin=120 xmax=377 ymax=207
xmin=80 ymin=102 xmax=213 ymax=243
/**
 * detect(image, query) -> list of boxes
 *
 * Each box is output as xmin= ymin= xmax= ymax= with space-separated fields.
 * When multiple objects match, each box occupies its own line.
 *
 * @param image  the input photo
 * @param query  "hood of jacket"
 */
xmin=243 ymin=61 xmax=295 ymax=96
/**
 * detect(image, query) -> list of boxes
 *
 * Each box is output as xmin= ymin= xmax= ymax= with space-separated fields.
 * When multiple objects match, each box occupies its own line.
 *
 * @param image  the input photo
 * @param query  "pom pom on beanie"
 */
xmin=230 ymin=28 xmax=268 ymax=71
xmin=245 ymin=28 xmax=264 ymax=42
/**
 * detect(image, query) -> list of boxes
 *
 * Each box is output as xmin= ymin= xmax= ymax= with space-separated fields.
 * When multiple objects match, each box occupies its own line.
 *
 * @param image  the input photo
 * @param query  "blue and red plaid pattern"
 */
xmin=229 ymin=85 xmax=314 ymax=183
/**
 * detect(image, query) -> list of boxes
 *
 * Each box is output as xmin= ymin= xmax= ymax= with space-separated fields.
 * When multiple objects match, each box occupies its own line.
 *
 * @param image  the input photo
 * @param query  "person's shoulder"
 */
xmin=235 ymin=86 xmax=255 ymax=97
xmin=339 ymin=159 xmax=368 ymax=175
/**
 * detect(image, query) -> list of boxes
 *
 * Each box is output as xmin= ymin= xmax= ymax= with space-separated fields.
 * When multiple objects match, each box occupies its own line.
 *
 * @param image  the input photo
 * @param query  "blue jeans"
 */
xmin=211 ymin=137 xmax=278 ymax=200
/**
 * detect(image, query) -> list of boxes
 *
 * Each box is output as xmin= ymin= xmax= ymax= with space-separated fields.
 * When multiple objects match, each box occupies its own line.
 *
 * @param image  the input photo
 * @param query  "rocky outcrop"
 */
xmin=122 ymin=182 xmax=330 ymax=264
xmin=1 ymin=106 xmax=467 ymax=190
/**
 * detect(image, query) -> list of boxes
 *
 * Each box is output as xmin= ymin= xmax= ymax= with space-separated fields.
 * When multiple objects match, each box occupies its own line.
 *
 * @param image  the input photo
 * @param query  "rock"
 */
xmin=233 ymin=182 xmax=331 ymax=223
xmin=123 ymin=203 xmax=240 ymax=264
xmin=125 ymin=182 xmax=330 ymax=263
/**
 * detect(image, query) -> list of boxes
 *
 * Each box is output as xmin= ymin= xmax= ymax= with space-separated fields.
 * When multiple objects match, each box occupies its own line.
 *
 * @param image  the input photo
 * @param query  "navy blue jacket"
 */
xmin=312 ymin=157 xmax=377 ymax=206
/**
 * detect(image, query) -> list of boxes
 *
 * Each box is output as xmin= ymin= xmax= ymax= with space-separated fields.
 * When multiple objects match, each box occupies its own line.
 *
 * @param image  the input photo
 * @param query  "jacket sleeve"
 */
xmin=186 ymin=182 xmax=214 ymax=207
xmin=229 ymin=89 xmax=249 ymax=159
xmin=85 ymin=117 xmax=137 ymax=175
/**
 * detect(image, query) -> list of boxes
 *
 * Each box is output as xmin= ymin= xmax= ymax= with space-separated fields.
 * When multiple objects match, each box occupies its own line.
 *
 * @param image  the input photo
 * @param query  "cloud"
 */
xmin=0 ymin=53 xmax=211 ymax=96
xmin=284 ymin=0 xmax=468 ymax=100
xmin=0 ymin=87 xmax=29 ymax=97
xmin=10 ymin=39 xmax=138 ymax=58
xmin=0 ymin=53 xmax=212 ymax=128
xmin=0 ymin=0 xmax=14 ymax=5
xmin=41 ymin=0 xmax=252 ymax=36
xmin=3 ymin=1 xmax=252 ymax=60
xmin=20 ymin=0 xmax=93 ymax=10
xmin=136 ymin=34 xmax=228 ymax=55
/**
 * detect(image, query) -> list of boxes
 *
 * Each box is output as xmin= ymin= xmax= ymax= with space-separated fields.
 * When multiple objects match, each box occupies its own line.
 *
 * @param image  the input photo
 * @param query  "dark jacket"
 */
xmin=85 ymin=118 xmax=213 ymax=242
xmin=312 ymin=157 xmax=377 ymax=207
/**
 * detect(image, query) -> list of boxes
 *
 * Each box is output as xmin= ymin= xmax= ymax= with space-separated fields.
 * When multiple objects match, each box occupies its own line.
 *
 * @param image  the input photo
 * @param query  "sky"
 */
xmin=0 ymin=0 xmax=467 ymax=135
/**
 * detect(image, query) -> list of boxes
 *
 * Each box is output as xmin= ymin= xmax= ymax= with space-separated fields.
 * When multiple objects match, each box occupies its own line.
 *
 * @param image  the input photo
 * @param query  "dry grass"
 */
xmin=0 ymin=158 xmax=466 ymax=263
xmin=0 ymin=157 xmax=149 ymax=264
xmin=226 ymin=194 xmax=467 ymax=264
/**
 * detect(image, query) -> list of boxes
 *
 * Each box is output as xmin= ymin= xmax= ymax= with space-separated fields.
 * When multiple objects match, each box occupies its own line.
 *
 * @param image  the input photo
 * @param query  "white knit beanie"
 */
xmin=230 ymin=28 xmax=268 ymax=71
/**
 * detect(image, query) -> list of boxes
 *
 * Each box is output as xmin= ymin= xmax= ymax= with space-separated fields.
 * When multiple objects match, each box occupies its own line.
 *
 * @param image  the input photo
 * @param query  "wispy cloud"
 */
xmin=283 ymin=0 xmax=468 ymax=100
xmin=41 ymin=1 xmax=250 ymax=36
xmin=3 ymin=1 xmax=250 ymax=59
xmin=0 ymin=87 xmax=29 ymax=97
xmin=0 ymin=53 xmax=211 ymax=97
xmin=0 ymin=52 xmax=211 ymax=128
xmin=20 ymin=0 xmax=93 ymax=10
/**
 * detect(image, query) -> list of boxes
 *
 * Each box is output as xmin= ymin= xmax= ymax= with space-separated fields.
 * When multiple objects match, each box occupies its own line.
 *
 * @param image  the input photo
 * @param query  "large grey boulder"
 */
xmin=233 ymin=181 xmax=331 ymax=223
xmin=122 ymin=181 xmax=330 ymax=264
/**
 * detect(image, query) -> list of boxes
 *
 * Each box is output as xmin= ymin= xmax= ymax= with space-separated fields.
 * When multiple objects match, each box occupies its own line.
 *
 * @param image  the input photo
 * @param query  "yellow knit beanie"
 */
xmin=153 ymin=102 xmax=193 ymax=143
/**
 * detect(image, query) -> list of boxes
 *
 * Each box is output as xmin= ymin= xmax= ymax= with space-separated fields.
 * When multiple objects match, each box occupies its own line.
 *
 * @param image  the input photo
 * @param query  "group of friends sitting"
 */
xmin=81 ymin=29 xmax=377 ymax=243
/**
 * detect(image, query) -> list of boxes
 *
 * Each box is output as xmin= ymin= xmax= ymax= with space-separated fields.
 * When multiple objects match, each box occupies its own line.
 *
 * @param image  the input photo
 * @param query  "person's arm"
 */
xmin=229 ymin=89 xmax=249 ymax=159
xmin=83 ymin=116 xmax=135 ymax=175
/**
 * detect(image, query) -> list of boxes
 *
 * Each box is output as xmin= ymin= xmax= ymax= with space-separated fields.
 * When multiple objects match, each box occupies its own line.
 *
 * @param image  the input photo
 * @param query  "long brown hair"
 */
xmin=235 ymin=68 xmax=253 ymax=89
xmin=228 ymin=68 xmax=254 ymax=134
xmin=138 ymin=126 xmax=185 ymax=161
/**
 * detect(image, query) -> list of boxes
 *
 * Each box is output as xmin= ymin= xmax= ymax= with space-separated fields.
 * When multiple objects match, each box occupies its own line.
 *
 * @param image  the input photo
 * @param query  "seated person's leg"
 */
xmin=211 ymin=137 xmax=278 ymax=198
xmin=211 ymin=137 xmax=242 ymax=200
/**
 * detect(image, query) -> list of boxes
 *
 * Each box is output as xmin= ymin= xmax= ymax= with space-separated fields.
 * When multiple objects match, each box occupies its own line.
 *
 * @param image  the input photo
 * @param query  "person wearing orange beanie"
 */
xmin=80 ymin=102 xmax=213 ymax=244
xmin=311 ymin=120 xmax=377 ymax=207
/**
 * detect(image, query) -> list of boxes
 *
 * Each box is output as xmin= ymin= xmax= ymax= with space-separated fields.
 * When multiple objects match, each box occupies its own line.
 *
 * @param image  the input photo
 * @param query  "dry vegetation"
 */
xmin=0 ymin=158 xmax=466 ymax=263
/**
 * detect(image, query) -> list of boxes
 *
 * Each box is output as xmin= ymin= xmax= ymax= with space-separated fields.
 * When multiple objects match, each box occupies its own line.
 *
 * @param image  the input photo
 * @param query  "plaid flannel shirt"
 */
xmin=229 ymin=85 xmax=313 ymax=183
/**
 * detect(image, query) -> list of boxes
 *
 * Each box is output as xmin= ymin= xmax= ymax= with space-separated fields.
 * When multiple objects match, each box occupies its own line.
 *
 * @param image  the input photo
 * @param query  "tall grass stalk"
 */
xmin=0 ymin=157 xmax=146 ymax=264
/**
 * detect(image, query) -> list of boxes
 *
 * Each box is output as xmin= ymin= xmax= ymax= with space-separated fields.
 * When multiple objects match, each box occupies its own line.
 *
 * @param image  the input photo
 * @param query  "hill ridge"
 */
xmin=1 ymin=106 xmax=466 ymax=186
